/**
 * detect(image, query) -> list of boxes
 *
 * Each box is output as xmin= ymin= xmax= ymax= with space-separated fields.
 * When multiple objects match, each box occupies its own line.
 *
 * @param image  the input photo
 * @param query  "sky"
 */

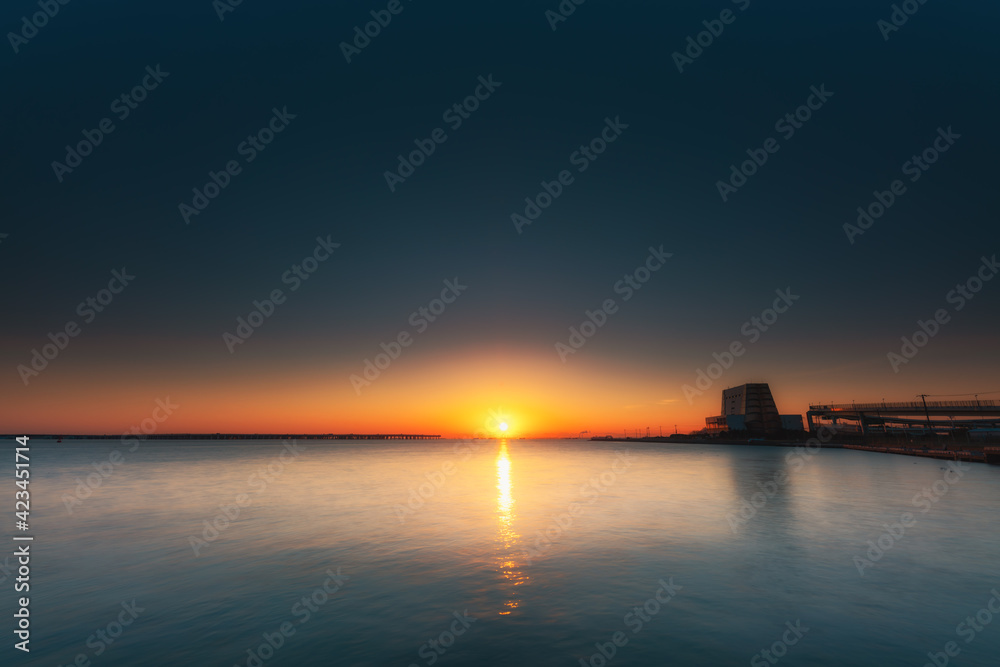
xmin=1 ymin=1 xmax=998 ymax=436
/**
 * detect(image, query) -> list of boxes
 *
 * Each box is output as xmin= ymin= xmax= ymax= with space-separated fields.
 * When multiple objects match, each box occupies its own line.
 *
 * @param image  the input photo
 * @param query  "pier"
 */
xmin=6 ymin=433 xmax=442 ymax=441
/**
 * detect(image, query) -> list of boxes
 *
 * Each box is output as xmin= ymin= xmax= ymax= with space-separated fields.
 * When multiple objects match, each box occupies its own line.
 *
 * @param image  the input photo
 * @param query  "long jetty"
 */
xmin=5 ymin=433 xmax=441 ymax=441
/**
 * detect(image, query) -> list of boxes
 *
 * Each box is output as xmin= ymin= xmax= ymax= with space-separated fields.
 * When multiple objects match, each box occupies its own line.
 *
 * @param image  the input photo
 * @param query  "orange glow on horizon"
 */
xmin=2 ymin=338 xmax=997 ymax=436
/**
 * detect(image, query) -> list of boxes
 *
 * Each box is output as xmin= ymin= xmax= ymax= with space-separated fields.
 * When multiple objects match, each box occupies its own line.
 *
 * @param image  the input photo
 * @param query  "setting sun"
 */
xmin=499 ymin=422 xmax=509 ymax=432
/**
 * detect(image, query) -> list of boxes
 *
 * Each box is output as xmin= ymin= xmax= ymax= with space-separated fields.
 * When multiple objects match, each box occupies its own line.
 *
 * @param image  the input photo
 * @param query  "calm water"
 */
xmin=5 ymin=438 xmax=1000 ymax=666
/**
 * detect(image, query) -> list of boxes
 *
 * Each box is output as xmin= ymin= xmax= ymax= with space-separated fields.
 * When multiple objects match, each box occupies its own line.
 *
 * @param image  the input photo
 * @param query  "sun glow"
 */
xmin=484 ymin=408 xmax=514 ymax=437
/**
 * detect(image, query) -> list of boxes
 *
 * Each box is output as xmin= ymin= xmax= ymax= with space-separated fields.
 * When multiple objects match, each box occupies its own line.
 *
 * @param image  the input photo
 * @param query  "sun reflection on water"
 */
xmin=495 ymin=441 xmax=528 ymax=614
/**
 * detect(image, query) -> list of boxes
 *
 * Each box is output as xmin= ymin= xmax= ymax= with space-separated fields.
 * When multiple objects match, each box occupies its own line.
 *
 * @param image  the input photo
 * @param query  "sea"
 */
xmin=5 ymin=438 xmax=1000 ymax=666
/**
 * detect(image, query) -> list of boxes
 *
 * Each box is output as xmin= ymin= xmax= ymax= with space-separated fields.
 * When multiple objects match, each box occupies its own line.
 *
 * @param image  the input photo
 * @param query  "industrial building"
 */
xmin=705 ymin=383 xmax=803 ymax=434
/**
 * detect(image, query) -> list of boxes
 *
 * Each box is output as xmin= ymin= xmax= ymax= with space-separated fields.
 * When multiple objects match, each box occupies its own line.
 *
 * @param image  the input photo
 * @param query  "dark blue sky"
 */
xmin=2 ymin=0 xmax=998 ymax=432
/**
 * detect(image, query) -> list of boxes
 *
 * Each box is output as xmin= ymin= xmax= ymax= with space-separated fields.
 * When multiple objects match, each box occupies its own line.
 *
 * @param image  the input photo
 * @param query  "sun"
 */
xmin=499 ymin=422 xmax=509 ymax=432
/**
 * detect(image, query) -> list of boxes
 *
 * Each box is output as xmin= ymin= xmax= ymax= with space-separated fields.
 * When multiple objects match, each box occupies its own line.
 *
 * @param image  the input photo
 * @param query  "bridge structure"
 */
xmin=806 ymin=399 xmax=1000 ymax=435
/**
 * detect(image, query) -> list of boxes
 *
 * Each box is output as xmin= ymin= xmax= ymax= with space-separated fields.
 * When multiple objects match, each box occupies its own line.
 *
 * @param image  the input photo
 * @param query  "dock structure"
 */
xmin=807 ymin=399 xmax=1000 ymax=435
xmin=177 ymin=434 xmax=443 ymax=440
xmin=6 ymin=433 xmax=442 ymax=441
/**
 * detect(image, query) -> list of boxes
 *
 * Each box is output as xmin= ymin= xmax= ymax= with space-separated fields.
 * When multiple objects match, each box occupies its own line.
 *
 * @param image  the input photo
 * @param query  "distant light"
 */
xmin=499 ymin=422 xmax=509 ymax=432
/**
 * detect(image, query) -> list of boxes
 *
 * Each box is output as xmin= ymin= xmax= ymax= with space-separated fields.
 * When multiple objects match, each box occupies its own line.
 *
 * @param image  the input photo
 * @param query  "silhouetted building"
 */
xmin=705 ymin=383 xmax=803 ymax=434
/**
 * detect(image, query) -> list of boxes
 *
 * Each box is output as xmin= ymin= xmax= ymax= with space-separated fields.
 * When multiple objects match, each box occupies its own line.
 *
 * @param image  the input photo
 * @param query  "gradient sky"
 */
xmin=2 ymin=1 xmax=998 ymax=435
